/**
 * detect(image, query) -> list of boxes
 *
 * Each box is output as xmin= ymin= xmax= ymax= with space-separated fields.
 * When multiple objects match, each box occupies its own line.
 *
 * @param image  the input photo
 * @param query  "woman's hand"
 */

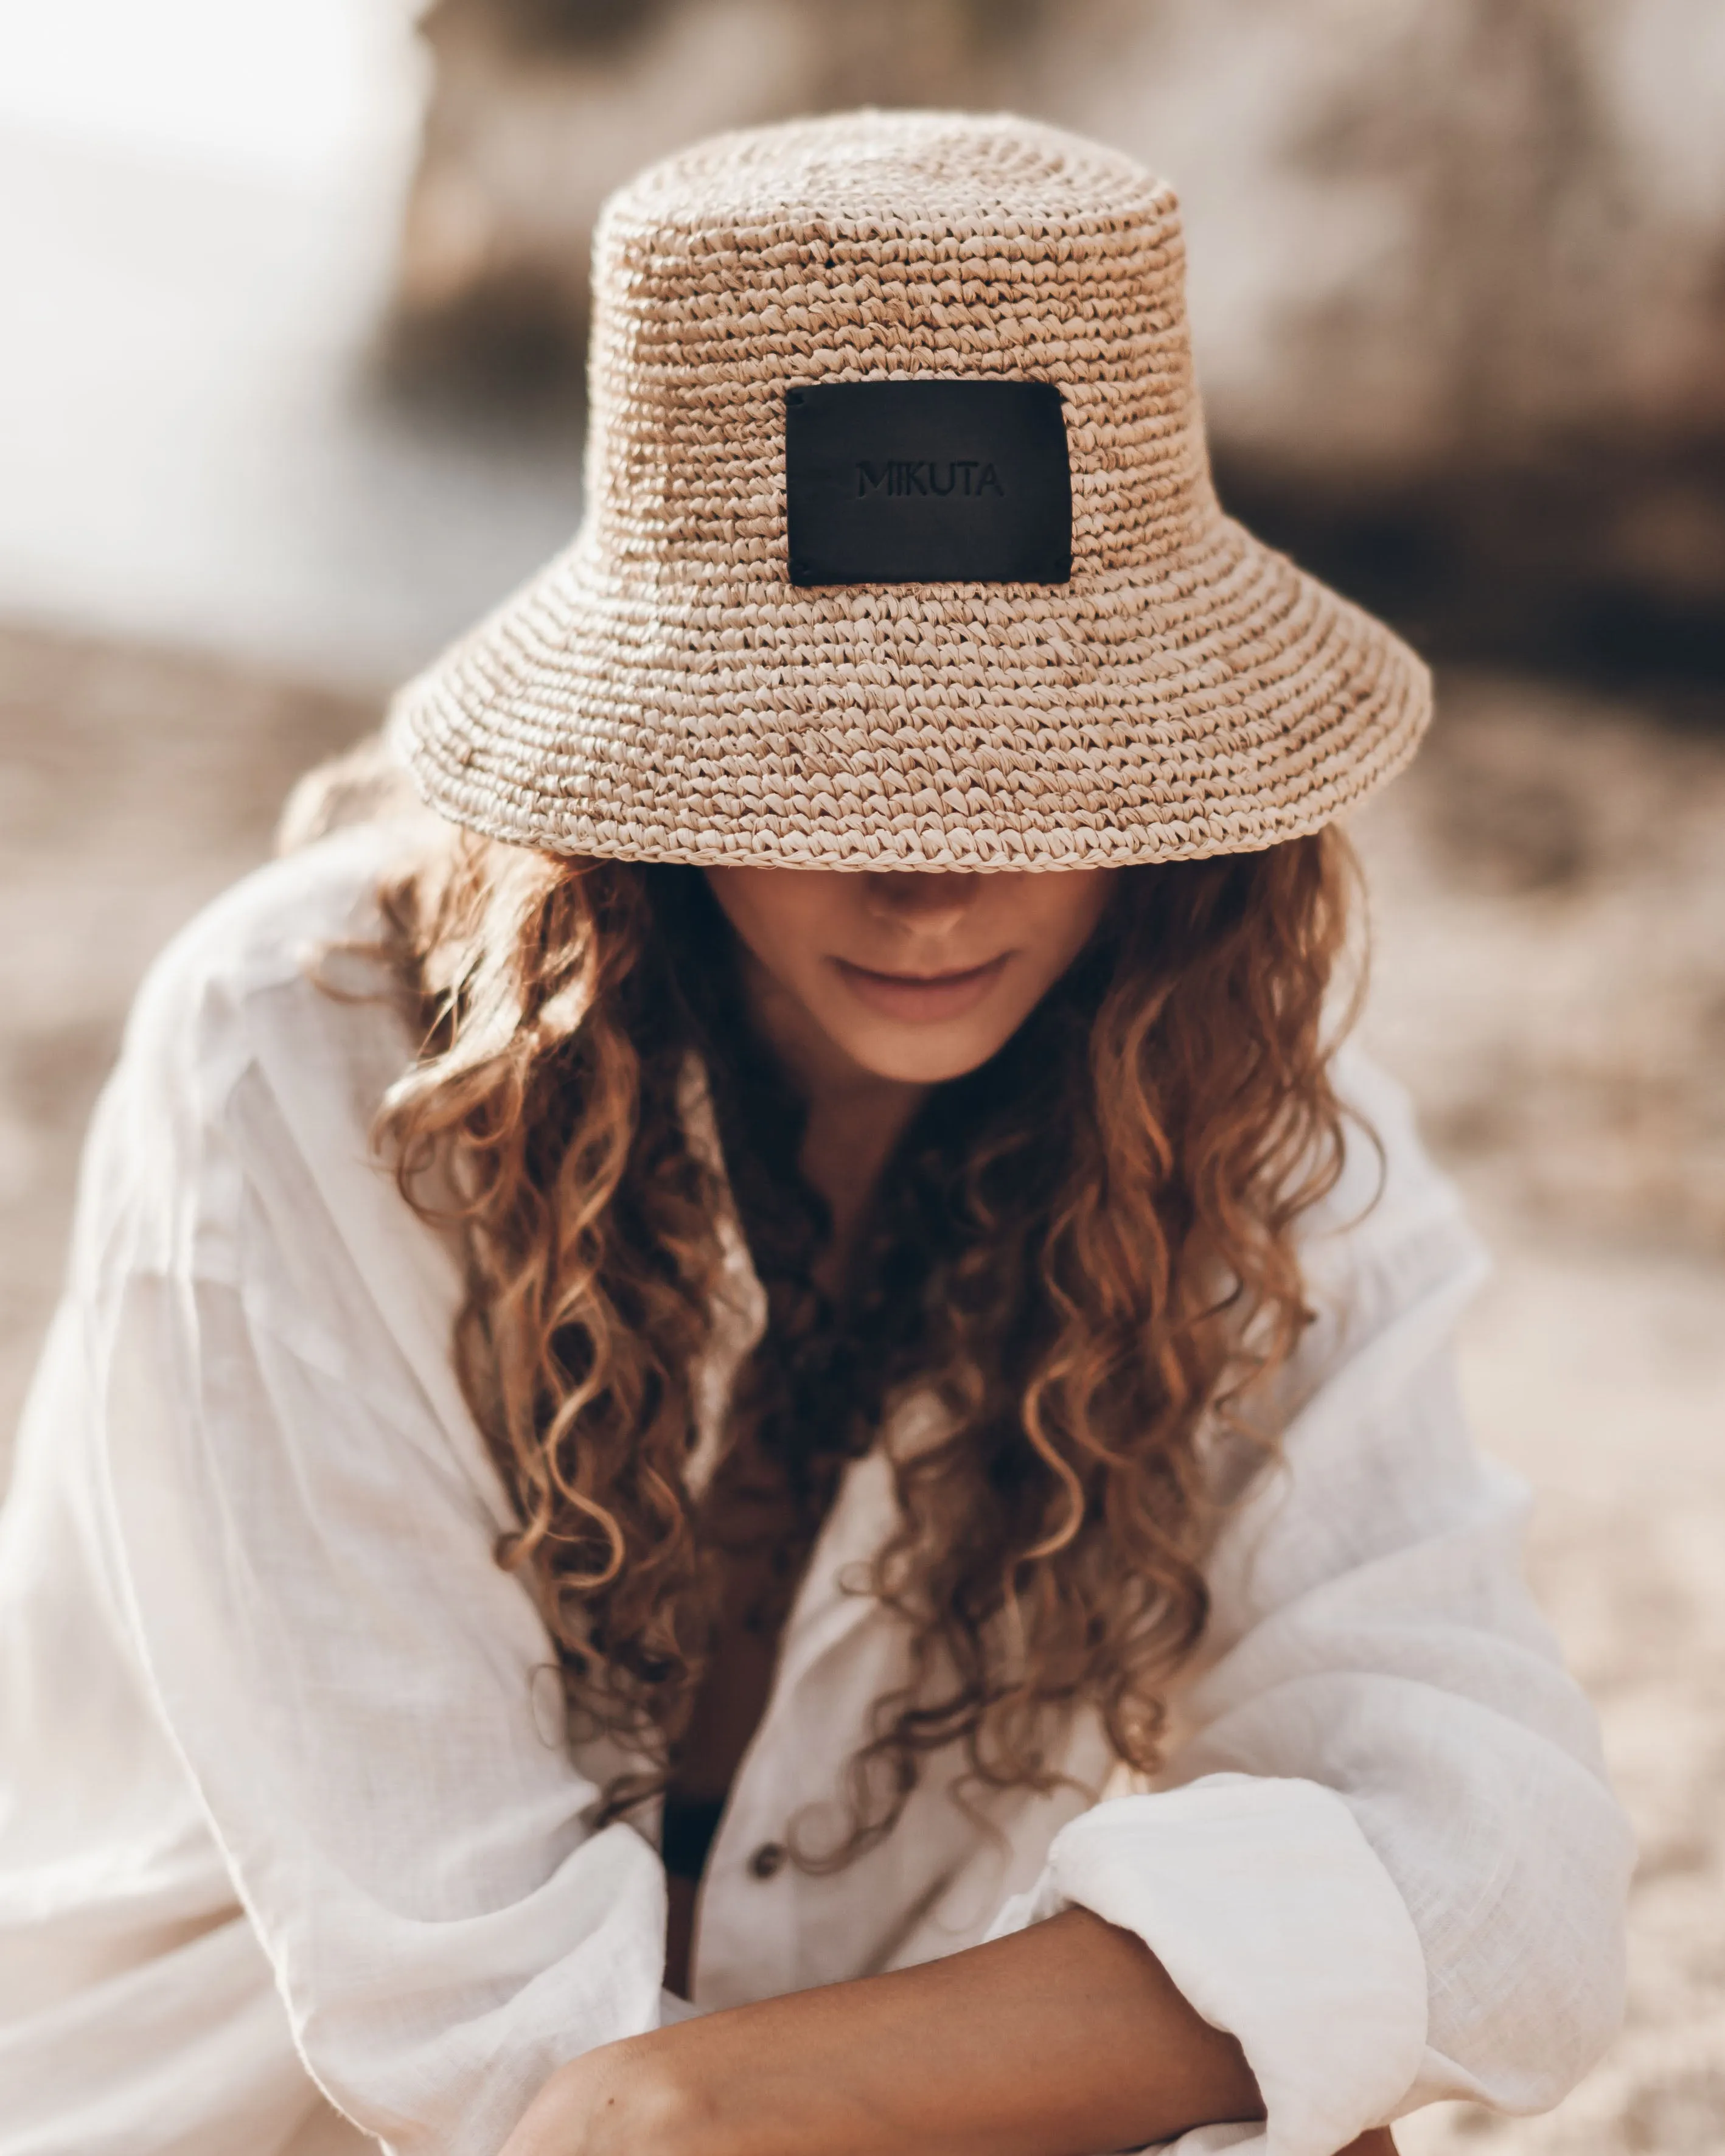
xmin=499 ymin=2038 xmax=702 ymax=2156
xmin=509 ymin=2038 xmax=1397 ymax=2156
xmin=503 ymin=1907 xmax=1267 ymax=2156
xmin=508 ymin=2030 xmax=1396 ymax=2156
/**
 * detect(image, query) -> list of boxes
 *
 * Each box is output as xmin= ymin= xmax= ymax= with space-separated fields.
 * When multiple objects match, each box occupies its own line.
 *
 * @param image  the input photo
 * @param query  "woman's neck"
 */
xmin=732 ymin=945 xmax=927 ymax=1280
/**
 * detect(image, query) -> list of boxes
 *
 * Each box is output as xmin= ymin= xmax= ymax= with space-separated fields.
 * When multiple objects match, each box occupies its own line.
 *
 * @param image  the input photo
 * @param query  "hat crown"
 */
xmin=584 ymin=111 xmax=1206 ymax=586
xmin=607 ymin=107 xmax=1170 ymax=235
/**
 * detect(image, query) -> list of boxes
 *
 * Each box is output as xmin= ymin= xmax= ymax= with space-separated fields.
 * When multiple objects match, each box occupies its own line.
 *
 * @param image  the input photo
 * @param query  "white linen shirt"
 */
xmin=0 ymin=827 xmax=1631 ymax=2156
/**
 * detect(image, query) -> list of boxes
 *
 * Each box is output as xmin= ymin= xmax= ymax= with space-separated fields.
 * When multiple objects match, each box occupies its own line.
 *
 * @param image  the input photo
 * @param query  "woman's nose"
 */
xmin=859 ymin=872 xmax=980 ymax=938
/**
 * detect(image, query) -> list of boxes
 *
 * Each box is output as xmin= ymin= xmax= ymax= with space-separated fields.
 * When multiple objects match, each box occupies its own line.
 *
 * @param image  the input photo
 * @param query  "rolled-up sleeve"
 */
xmin=991 ymin=1058 xmax=1634 ymax=2155
xmin=71 ymin=853 xmax=676 ymax=2155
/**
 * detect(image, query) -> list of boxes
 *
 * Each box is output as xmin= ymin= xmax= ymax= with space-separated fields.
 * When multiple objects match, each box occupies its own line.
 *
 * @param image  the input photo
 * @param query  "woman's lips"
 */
xmin=829 ymin=953 xmax=1011 ymax=1024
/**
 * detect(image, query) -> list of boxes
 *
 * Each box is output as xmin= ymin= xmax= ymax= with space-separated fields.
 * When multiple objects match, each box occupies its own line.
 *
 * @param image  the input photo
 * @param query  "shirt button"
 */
xmin=747 ymin=1840 xmax=786 ymax=1880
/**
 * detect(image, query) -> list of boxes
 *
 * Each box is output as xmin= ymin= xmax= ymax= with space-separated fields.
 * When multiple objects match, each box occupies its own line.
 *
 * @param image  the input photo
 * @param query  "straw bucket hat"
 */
xmin=390 ymin=110 xmax=1430 ymax=870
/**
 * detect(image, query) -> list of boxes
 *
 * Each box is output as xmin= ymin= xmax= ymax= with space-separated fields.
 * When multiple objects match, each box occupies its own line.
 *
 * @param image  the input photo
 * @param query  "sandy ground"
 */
xmin=1 ymin=624 xmax=1721 ymax=2149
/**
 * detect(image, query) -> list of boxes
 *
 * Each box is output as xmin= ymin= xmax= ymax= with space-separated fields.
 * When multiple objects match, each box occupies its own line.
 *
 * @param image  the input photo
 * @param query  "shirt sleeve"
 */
xmin=69 ymin=854 xmax=678 ymax=2156
xmin=988 ymin=1057 xmax=1634 ymax=2156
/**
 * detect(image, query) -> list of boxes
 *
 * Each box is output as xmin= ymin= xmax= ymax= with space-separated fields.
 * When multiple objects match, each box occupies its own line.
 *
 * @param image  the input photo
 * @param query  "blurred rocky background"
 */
xmin=1 ymin=3 xmax=1722 ymax=2148
xmin=390 ymin=0 xmax=1725 ymax=680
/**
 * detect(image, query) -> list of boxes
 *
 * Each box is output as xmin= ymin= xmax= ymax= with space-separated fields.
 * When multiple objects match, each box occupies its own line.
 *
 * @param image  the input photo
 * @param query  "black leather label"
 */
xmin=784 ymin=380 xmax=1072 ymax=586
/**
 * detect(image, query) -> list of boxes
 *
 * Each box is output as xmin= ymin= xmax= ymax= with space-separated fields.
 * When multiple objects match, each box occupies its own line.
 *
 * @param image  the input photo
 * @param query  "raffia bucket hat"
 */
xmin=389 ymin=109 xmax=1431 ymax=869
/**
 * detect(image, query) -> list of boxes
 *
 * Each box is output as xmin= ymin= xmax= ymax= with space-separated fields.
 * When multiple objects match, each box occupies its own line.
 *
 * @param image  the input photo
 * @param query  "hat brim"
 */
xmin=389 ymin=505 xmax=1429 ymax=871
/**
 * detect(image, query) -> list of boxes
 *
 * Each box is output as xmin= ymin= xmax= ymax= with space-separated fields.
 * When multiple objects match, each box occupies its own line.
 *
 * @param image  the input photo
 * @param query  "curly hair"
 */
xmin=360 ymin=812 xmax=1359 ymax=1861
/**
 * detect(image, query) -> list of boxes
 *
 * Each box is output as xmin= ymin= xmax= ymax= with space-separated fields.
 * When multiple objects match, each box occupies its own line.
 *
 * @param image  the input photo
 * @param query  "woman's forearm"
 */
xmin=507 ymin=1907 xmax=1265 ymax=2156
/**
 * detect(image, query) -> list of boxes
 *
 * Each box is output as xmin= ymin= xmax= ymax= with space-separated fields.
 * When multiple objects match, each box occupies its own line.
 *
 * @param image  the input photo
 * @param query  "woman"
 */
xmin=0 ymin=112 xmax=1629 ymax=2156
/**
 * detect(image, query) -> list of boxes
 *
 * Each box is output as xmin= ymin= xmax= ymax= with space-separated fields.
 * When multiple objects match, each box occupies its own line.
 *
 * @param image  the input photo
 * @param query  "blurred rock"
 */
xmin=386 ymin=0 xmax=1725 ymax=670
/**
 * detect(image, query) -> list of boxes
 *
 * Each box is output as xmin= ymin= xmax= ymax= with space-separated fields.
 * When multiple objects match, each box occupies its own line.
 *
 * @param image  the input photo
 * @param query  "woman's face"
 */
xmin=703 ymin=866 xmax=1119 ymax=1088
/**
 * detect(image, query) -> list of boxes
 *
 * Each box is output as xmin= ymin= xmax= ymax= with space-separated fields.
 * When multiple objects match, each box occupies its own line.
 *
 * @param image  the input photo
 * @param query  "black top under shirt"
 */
xmin=660 ymin=1792 xmax=728 ymax=1882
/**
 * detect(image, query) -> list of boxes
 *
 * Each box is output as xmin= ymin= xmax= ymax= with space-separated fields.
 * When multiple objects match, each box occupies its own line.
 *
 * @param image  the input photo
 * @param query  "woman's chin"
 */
xmin=818 ymin=1014 xmax=1016 ymax=1088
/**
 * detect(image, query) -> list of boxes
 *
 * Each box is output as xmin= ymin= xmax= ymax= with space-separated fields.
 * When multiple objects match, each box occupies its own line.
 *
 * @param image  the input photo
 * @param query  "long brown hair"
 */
xmin=361 ymin=807 xmax=1359 ymax=1858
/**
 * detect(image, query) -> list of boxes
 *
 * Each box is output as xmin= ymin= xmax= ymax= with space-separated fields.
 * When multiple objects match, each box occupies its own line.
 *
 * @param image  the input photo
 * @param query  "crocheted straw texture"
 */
xmin=391 ymin=110 xmax=1431 ymax=869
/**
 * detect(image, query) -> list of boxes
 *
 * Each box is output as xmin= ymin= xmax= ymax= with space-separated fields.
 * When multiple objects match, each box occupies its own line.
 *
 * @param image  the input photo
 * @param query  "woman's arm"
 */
xmin=74 ymin=862 xmax=679 ymax=2154
xmin=505 ymin=1908 xmax=1390 ymax=2156
xmin=967 ymin=1061 xmax=1628 ymax=2153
